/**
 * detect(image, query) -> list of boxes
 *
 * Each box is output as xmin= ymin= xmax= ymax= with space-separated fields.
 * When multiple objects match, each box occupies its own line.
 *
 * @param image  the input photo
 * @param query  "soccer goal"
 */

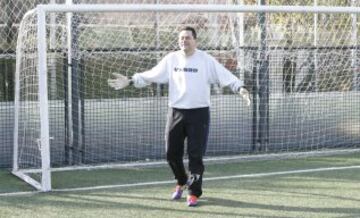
xmin=13 ymin=4 xmax=360 ymax=191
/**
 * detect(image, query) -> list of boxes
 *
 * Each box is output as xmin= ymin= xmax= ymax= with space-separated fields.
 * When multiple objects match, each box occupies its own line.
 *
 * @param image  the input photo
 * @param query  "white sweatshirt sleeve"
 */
xmin=132 ymin=55 xmax=170 ymax=88
xmin=208 ymin=54 xmax=244 ymax=93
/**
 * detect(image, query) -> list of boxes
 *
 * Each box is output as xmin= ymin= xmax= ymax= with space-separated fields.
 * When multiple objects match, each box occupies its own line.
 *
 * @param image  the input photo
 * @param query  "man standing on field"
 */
xmin=108 ymin=26 xmax=250 ymax=207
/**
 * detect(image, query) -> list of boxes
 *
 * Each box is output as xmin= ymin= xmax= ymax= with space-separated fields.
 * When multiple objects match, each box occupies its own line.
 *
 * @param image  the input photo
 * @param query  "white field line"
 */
xmin=53 ymin=165 xmax=360 ymax=192
xmin=0 ymin=191 xmax=40 ymax=197
xmin=19 ymin=148 xmax=360 ymax=174
xmin=2 ymin=164 xmax=360 ymax=196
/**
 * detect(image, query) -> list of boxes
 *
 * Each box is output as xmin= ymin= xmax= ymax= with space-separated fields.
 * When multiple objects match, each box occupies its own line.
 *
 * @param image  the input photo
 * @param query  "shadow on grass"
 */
xmin=204 ymin=196 xmax=360 ymax=216
xmin=0 ymin=191 xmax=267 ymax=218
xmin=2 ymin=182 xmax=360 ymax=217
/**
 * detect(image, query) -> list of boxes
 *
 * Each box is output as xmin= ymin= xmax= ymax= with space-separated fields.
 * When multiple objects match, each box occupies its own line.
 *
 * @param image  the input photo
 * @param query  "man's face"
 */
xmin=178 ymin=30 xmax=196 ymax=53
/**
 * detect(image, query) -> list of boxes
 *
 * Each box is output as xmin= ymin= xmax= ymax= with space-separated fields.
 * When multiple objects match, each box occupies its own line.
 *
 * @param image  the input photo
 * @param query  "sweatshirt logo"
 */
xmin=174 ymin=67 xmax=198 ymax=73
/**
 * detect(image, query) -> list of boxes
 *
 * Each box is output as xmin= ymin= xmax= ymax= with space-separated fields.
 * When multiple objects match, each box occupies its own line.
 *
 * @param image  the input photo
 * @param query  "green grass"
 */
xmin=0 ymin=170 xmax=35 ymax=193
xmin=1 ymin=153 xmax=360 ymax=217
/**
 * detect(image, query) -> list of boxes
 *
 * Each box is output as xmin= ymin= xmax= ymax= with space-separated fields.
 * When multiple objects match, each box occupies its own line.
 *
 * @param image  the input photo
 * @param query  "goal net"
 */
xmin=13 ymin=4 xmax=360 ymax=191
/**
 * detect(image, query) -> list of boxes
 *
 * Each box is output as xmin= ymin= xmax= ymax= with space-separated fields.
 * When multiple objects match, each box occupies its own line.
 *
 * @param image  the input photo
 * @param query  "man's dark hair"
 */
xmin=180 ymin=26 xmax=197 ymax=39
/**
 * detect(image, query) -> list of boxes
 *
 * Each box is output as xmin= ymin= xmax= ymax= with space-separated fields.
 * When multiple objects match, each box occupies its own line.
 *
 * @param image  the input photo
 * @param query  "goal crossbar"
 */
xmin=37 ymin=4 xmax=360 ymax=14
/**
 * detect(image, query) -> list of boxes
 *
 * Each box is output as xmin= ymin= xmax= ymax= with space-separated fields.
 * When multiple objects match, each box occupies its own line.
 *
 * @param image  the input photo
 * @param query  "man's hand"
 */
xmin=107 ymin=73 xmax=130 ymax=90
xmin=239 ymin=87 xmax=251 ymax=106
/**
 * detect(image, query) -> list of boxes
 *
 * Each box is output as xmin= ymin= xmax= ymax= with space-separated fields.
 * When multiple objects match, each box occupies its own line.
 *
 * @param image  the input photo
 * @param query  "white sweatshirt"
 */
xmin=132 ymin=49 xmax=244 ymax=109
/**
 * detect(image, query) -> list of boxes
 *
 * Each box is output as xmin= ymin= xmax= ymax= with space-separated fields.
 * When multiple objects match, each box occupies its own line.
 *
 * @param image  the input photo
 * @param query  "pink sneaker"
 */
xmin=187 ymin=195 xmax=198 ymax=207
xmin=171 ymin=185 xmax=185 ymax=200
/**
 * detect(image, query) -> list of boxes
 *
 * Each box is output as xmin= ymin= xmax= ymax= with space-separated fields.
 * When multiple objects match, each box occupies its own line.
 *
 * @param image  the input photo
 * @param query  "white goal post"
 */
xmin=13 ymin=4 xmax=360 ymax=191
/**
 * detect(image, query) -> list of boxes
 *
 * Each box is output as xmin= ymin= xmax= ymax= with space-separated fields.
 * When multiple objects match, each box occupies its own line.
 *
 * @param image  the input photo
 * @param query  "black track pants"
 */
xmin=165 ymin=107 xmax=209 ymax=198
